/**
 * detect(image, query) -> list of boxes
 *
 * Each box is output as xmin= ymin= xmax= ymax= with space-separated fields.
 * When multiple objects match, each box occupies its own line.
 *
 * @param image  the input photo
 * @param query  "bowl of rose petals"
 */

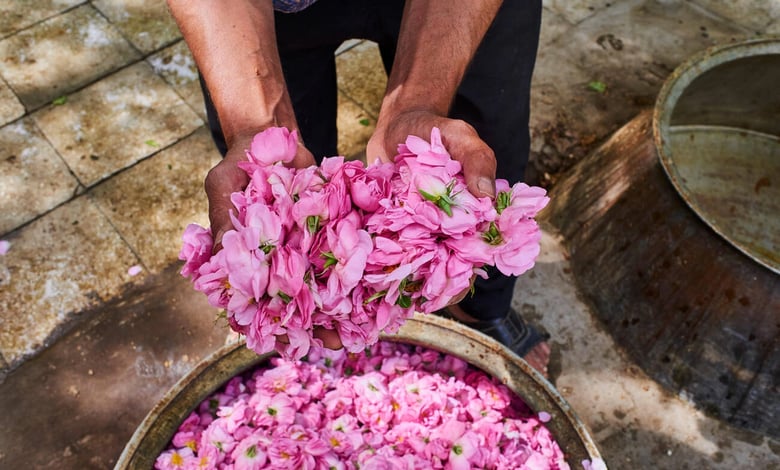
xmin=116 ymin=314 xmax=605 ymax=469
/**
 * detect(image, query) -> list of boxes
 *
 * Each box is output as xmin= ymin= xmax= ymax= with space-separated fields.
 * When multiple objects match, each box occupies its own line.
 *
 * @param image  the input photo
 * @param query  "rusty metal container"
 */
xmin=544 ymin=39 xmax=779 ymax=437
xmin=115 ymin=313 xmax=603 ymax=469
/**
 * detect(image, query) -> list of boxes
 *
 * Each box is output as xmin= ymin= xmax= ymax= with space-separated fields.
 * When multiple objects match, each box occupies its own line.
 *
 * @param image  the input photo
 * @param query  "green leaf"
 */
xmin=588 ymin=80 xmax=607 ymax=93
xmin=396 ymin=294 xmax=412 ymax=309
xmin=481 ymin=222 xmax=504 ymax=245
xmin=365 ymin=290 xmax=388 ymax=304
xmin=321 ymin=251 xmax=338 ymax=269
xmin=307 ymin=215 xmax=320 ymax=234
xmin=495 ymin=191 xmax=511 ymax=215
xmin=418 ymin=188 xmax=439 ymax=203
xmin=52 ymin=96 xmax=68 ymax=105
xmin=278 ymin=291 xmax=292 ymax=304
xmin=359 ymin=118 xmax=371 ymax=126
xmin=145 ymin=139 xmax=159 ymax=147
xmin=438 ymin=199 xmax=453 ymax=217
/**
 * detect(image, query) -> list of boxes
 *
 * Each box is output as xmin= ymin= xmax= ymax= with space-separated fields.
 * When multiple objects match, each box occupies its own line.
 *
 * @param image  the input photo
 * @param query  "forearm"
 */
xmin=379 ymin=0 xmax=503 ymax=118
xmin=167 ymin=0 xmax=296 ymax=148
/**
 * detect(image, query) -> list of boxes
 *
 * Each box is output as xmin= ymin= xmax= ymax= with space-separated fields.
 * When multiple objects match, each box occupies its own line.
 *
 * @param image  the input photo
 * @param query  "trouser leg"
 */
xmin=452 ymin=0 xmax=542 ymax=320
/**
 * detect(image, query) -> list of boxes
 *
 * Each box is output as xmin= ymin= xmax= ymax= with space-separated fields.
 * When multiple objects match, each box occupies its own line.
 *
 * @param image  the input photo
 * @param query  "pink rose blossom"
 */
xmin=179 ymin=224 xmax=212 ymax=278
xmin=247 ymin=127 xmax=299 ymax=165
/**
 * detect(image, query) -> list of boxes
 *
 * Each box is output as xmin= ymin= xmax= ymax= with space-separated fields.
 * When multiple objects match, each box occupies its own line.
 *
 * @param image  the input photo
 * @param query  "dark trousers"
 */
xmin=201 ymin=0 xmax=542 ymax=320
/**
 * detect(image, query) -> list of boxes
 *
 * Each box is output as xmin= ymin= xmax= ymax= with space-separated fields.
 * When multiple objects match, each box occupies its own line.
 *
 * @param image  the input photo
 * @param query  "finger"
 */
xmin=366 ymin=133 xmax=390 ymax=164
xmin=462 ymin=149 xmax=497 ymax=199
xmin=453 ymin=141 xmax=496 ymax=199
xmin=205 ymin=161 xmax=249 ymax=253
xmin=314 ymin=326 xmax=343 ymax=350
xmin=449 ymin=286 xmax=470 ymax=306
xmin=292 ymin=141 xmax=316 ymax=168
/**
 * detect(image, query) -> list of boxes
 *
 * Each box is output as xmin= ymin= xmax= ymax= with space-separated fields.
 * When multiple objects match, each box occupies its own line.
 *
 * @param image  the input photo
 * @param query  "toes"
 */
xmin=525 ymin=343 xmax=551 ymax=377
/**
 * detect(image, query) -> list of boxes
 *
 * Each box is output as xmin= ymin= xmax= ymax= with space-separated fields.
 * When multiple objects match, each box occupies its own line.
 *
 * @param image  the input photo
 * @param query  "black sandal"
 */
xmin=438 ymin=307 xmax=550 ymax=358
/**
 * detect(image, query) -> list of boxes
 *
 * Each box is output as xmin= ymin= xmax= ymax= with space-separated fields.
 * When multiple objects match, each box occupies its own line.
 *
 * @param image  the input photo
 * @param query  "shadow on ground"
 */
xmin=0 ymin=264 xmax=226 ymax=469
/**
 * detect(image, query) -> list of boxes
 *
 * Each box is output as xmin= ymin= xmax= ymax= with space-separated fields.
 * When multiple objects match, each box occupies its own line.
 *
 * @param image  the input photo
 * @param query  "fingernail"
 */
xmin=213 ymin=229 xmax=226 ymax=245
xmin=477 ymin=177 xmax=495 ymax=198
xmin=212 ymin=229 xmax=226 ymax=255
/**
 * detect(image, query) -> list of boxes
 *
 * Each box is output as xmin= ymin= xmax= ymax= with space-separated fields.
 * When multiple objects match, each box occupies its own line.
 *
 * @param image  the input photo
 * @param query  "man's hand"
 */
xmin=205 ymin=132 xmax=316 ymax=252
xmin=168 ymin=0 xmax=310 ymax=246
xmin=367 ymin=0 xmax=503 ymax=199
xmin=367 ymin=110 xmax=497 ymax=199
xmin=204 ymin=130 xmax=342 ymax=349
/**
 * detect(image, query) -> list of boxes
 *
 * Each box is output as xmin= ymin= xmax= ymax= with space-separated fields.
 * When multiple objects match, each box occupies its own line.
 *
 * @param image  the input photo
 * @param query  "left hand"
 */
xmin=367 ymin=109 xmax=497 ymax=199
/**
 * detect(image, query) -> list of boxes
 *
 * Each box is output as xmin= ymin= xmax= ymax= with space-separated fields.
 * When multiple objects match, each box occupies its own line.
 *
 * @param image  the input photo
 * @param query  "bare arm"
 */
xmin=168 ymin=0 xmax=298 ymax=148
xmin=168 ymin=0 xmax=342 ymax=348
xmin=368 ymin=0 xmax=504 ymax=198
xmin=167 ymin=0 xmax=314 ymax=244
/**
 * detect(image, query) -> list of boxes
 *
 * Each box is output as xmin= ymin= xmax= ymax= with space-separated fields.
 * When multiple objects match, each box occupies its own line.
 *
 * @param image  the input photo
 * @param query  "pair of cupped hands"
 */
xmin=204 ymin=110 xmax=497 ymax=349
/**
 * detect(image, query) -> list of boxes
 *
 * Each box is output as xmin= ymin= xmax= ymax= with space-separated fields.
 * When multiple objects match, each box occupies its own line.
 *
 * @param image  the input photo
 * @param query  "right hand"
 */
xmin=204 ymin=130 xmax=343 ymax=350
xmin=204 ymin=131 xmax=316 ymax=253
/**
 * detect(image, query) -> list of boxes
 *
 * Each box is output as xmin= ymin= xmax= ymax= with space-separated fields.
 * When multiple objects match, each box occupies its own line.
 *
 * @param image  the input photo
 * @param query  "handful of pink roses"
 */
xmin=179 ymin=127 xmax=548 ymax=359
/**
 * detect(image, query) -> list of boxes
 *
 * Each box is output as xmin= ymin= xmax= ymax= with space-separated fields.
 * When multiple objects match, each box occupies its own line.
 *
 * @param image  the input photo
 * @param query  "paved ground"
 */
xmin=0 ymin=1 xmax=778 ymax=469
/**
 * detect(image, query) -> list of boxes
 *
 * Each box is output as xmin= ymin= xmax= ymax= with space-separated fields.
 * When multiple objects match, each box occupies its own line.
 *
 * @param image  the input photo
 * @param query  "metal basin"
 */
xmin=656 ymin=39 xmax=780 ymax=273
xmin=544 ymin=38 xmax=780 ymax=438
xmin=115 ymin=313 xmax=603 ymax=469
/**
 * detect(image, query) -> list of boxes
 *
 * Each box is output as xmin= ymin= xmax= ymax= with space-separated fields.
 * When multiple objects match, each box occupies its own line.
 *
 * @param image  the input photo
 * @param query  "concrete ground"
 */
xmin=0 ymin=1 xmax=778 ymax=469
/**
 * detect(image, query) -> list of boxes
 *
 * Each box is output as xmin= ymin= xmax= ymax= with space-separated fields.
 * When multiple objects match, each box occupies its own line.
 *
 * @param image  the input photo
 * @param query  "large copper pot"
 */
xmin=544 ymin=39 xmax=779 ymax=437
xmin=115 ymin=313 xmax=603 ymax=468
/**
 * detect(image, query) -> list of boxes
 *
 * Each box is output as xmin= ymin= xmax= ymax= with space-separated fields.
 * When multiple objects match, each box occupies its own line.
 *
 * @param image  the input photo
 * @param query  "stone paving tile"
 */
xmin=542 ymin=0 xmax=628 ymax=25
xmin=689 ymin=0 xmax=779 ymax=33
xmin=92 ymin=0 xmax=181 ymax=54
xmin=336 ymin=40 xmax=386 ymax=118
xmin=147 ymin=40 xmax=206 ymax=120
xmin=0 ymin=117 xmax=81 ymax=235
xmin=0 ymin=4 xmax=139 ymax=109
xmin=0 ymin=266 xmax=227 ymax=468
xmin=0 ymin=78 xmax=24 ymax=126
xmin=335 ymin=38 xmax=362 ymax=55
xmin=0 ymin=195 xmax=140 ymax=368
xmin=33 ymin=61 xmax=203 ymax=187
xmin=90 ymin=127 xmax=220 ymax=274
xmin=539 ymin=6 xmax=574 ymax=47
xmin=0 ymin=0 xmax=84 ymax=39
xmin=529 ymin=0 xmax=750 ymax=182
xmin=337 ymin=91 xmax=374 ymax=160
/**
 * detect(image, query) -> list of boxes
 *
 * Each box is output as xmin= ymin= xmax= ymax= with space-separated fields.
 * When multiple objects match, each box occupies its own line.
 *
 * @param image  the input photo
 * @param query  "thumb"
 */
xmin=291 ymin=140 xmax=317 ymax=169
xmin=205 ymin=160 xmax=249 ymax=253
xmin=451 ymin=140 xmax=497 ymax=199
xmin=366 ymin=132 xmax=391 ymax=164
